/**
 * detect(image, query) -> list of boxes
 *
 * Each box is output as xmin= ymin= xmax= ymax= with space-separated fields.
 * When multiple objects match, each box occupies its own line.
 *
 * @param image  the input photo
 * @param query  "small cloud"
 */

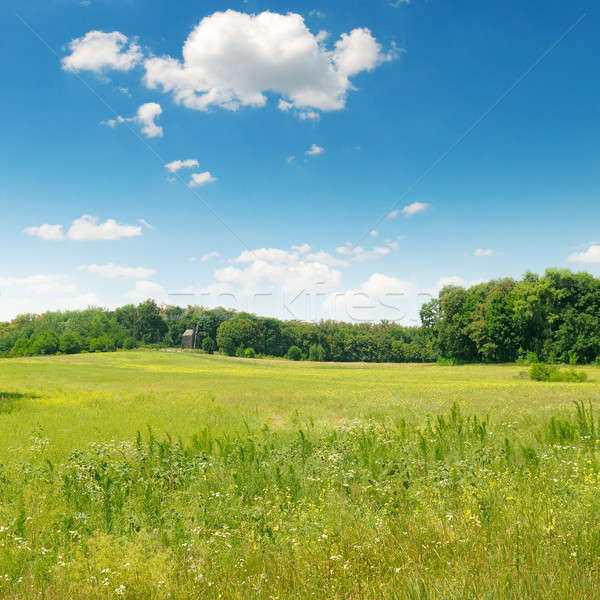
xmin=387 ymin=210 xmax=399 ymax=219
xmin=402 ymin=202 xmax=429 ymax=216
xmin=188 ymin=256 xmax=197 ymax=262
xmin=105 ymin=102 xmax=163 ymax=138
xmin=299 ymin=111 xmax=320 ymax=121
xmin=189 ymin=171 xmax=217 ymax=187
xmin=370 ymin=230 xmax=378 ymax=238
xmin=165 ymin=159 xmax=199 ymax=173
xmin=23 ymin=224 xmax=64 ymax=241
xmin=62 ymin=30 xmax=142 ymax=73
xmin=474 ymin=248 xmax=495 ymax=257
xmin=118 ymin=87 xmax=131 ymax=96
xmin=308 ymin=9 xmax=326 ymax=18
xmin=306 ymin=144 xmax=324 ymax=156
xmin=278 ymin=99 xmax=293 ymax=112
xmin=286 ymin=155 xmax=295 ymax=164
xmin=390 ymin=0 xmax=410 ymax=6
xmin=139 ymin=218 xmax=153 ymax=230
xmin=568 ymin=244 xmax=600 ymax=264
xmin=201 ymin=251 xmax=220 ymax=263
xmin=67 ymin=215 xmax=142 ymax=241
xmin=335 ymin=244 xmax=391 ymax=262
xmin=79 ymin=263 xmax=156 ymax=279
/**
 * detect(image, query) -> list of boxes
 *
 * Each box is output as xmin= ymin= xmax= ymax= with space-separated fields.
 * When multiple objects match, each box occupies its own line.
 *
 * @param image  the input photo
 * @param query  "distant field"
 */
xmin=1 ymin=351 xmax=599 ymax=598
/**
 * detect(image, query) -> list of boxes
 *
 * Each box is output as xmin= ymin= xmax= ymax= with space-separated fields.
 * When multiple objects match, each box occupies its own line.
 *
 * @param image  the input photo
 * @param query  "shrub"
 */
xmin=123 ymin=337 xmax=136 ymax=350
xmin=286 ymin=345 xmax=302 ymax=361
xmin=244 ymin=347 xmax=256 ymax=358
xmin=201 ymin=337 xmax=216 ymax=354
xmin=550 ymin=368 xmax=587 ymax=383
xmin=529 ymin=363 xmax=587 ymax=382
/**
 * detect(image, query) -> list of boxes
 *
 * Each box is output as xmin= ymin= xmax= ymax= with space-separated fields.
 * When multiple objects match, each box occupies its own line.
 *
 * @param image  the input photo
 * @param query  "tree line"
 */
xmin=1 ymin=268 xmax=599 ymax=364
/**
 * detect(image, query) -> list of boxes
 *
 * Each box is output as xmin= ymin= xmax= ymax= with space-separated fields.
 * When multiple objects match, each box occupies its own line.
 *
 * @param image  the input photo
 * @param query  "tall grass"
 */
xmin=0 ymin=400 xmax=599 ymax=598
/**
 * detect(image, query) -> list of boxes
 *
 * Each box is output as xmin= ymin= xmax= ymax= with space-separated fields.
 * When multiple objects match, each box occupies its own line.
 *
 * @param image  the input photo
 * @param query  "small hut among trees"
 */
xmin=181 ymin=329 xmax=195 ymax=349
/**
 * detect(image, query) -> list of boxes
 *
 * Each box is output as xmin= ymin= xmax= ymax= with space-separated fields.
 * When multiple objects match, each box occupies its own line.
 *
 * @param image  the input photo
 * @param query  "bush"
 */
xmin=201 ymin=337 xmax=216 ymax=354
xmin=123 ymin=337 xmax=136 ymax=350
xmin=244 ymin=347 xmax=256 ymax=358
xmin=529 ymin=363 xmax=587 ymax=382
xmin=286 ymin=345 xmax=302 ymax=361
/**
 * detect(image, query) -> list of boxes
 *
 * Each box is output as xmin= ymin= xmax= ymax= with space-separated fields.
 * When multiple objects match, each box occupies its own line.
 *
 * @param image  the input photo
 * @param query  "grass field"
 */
xmin=1 ymin=351 xmax=599 ymax=599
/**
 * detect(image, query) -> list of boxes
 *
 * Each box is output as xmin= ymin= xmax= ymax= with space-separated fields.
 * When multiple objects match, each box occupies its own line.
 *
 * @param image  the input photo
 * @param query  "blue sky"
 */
xmin=1 ymin=0 xmax=598 ymax=323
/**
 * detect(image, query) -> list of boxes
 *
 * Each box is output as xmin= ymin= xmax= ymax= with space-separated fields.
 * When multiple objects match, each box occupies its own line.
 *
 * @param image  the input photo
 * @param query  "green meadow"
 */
xmin=1 ymin=351 xmax=599 ymax=599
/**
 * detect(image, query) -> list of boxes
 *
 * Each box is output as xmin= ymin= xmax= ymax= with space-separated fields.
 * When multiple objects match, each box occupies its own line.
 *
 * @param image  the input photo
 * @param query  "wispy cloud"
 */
xmin=306 ymin=144 xmax=324 ymax=156
xmin=165 ymin=159 xmax=199 ymax=173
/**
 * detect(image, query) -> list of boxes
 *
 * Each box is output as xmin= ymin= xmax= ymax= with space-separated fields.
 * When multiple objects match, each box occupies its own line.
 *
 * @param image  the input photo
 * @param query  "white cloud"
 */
xmin=189 ymin=171 xmax=217 ymax=187
xmin=568 ymin=245 xmax=600 ymax=264
xmin=306 ymin=144 xmax=324 ymax=156
xmin=322 ymin=273 xmax=415 ymax=323
xmin=474 ymin=248 xmax=495 ymax=257
xmin=402 ymin=201 xmax=429 ymax=216
xmin=24 ymin=216 xmax=143 ymax=242
xmin=287 ymin=155 xmax=295 ymax=164
xmin=390 ymin=0 xmax=410 ymax=6
xmin=125 ymin=280 xmax=167 ymax=302
xmin=143 ymin=10 xmax=395 ymax=114
xmin=67 ymin=215 xmax=142 ymax=241
xmin=106 ymin=102 xmax=163 ymax=138
xmin=79 ymin=263 xmax=156 ymax=279
xmin=0 ymin=274 xmax=76 ymax=295
xmin=201 ymin=251 xmax=220 ymax=262
xmin=216 ymin=259 xmax=341 ymax=296
xmin=387 ymin=209 xmax=399 ymax=219
xmin=216 ymin=244 xmax=342 ymax=295
xmin=278 ymin=99 xmax=293 ymax=112
xmin=305 ymin=250 xmax=348 ymax=267
xmin=23 ymin=224 xmax=64 ymax=241
xmin=335 ymin=244 xmax=391 ymax=262
xmin=370 ymin=229 xmax=378 ymax=238
xmin=299 ymin=111 xmax=320 ymax=121
xmin=62 ymin=30 xmax=142 ymax=72
xmin=165 ymin=158 xmax=199 ymax=173
xmin=308 ymin=9 xmax=326 ymax=18
xmin=139 ymin=218 xmax=153 ymax=229
xmin=292 ymin=243 xmax=311 ymax=254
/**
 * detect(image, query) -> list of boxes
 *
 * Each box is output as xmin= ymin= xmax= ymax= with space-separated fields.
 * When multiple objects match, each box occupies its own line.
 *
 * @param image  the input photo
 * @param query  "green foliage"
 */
xmin=59 ymin=332 xmax=81 ymax=354
xmin=201 ymin=336 xmax=216 ymax=354
xmin=243 ymin=347 xmax=256 ymax=358
xmin=2 ymin=267 xmax=600 ymax=364
xmin=529 ymin=363 xmax=587 ymax=382
xmin=308 ymin=343 xmax=326 ymax=361
xmin=286 ymin=345 xmax=302 ymax=361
